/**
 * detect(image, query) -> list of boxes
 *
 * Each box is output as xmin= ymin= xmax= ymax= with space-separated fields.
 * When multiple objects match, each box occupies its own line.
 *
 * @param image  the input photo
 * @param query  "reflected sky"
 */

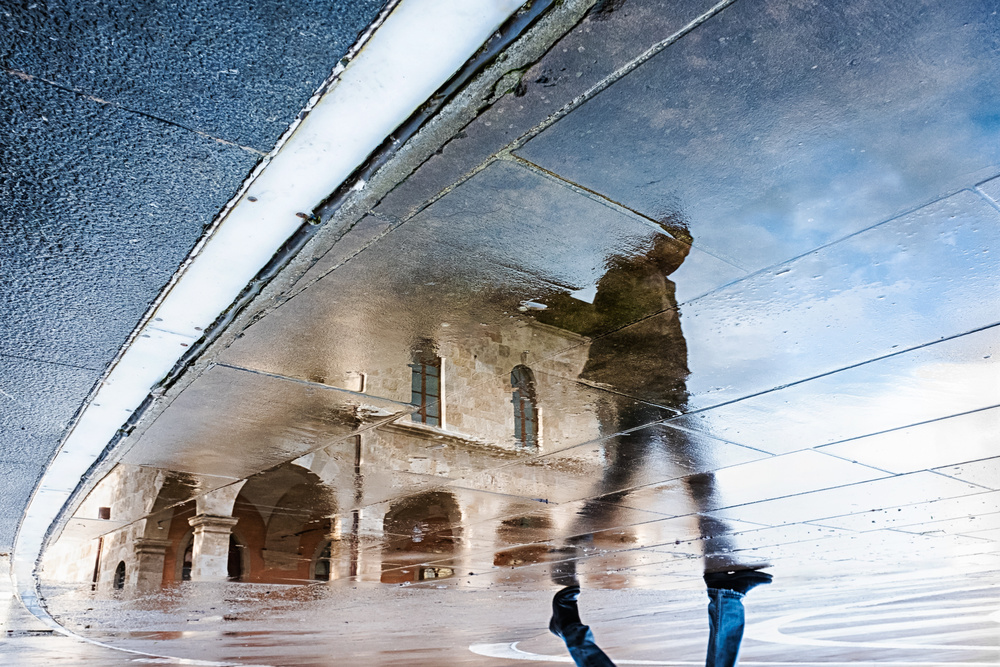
xmin=518 ymin=0 xmax=1000 ymax=272
xmin=675 ymin=191 xmax=1000 ymax=406
xmin=668 ymin=323 xmax=1000 ymax=453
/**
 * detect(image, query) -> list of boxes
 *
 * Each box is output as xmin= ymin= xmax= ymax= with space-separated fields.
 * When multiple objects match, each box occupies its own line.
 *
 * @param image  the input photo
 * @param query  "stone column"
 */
xmin=187 ymin=515 xmax=239 ymax=581
xmin=133 ymin=538 xmax=172 ymax=591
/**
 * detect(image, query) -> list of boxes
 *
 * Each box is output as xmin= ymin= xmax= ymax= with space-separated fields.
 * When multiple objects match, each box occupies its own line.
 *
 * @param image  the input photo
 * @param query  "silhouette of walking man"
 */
xmin=535 ymin=219 xmax=773 ymax=666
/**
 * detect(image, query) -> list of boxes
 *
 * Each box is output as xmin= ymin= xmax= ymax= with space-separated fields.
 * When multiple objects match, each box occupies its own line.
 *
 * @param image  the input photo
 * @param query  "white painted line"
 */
xmin=752 ymin=585 xmax=1000 ymax=651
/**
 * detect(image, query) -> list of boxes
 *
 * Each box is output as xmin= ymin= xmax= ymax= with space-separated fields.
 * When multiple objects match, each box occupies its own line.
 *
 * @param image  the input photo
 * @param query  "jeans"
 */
xmin=558 ymin=588 xmax=746 ymax=667
xmin=560 ymin=622 xmax=617 ymax=667
xmin=706 ymin=587 xmax=746 ymax=667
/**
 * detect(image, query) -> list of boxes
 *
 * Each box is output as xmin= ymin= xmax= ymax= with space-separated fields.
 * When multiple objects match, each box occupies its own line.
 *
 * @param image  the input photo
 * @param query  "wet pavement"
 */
xmin=6 ymin=0 xmax=1000 ymax=664
xmin=8 ymin=565 xmax=999 ymax=665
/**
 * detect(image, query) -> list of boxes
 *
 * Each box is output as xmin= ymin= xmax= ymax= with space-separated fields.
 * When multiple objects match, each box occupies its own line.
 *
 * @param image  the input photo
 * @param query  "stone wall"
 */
xmin=40 ymin=321 xmax=614 ymax=591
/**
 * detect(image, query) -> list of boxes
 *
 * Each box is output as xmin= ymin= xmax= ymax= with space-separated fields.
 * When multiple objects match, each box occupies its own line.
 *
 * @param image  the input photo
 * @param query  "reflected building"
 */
xmin=41 ymin=220 xmax=750 ymax=594
xmin=380 ymin=491 xmax=460 ymax=583
xmin=40 ymin=321 xmax=600 ymax=592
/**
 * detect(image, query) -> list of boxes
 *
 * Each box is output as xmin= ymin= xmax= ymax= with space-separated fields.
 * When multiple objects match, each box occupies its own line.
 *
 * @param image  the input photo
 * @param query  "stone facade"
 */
xmin=41 ymin=320 xmax=616 ymax=592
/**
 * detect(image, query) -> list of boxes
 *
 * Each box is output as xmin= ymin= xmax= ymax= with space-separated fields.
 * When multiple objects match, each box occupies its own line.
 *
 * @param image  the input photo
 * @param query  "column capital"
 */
xmin=133 ymin=538 xmax=172 ymax=556
xmin=188 ymin=514 xmax=239 ymax=533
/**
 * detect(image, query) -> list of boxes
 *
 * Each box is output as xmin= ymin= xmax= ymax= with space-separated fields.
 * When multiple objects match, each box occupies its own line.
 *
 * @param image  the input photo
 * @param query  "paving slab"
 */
xmin=373 ymin=0 xmax=723 ymax=221
xmin=517 ymin=0 xmax=1000 ymax=272
xmin=664 ymin=323 xmax=1000 ymax=454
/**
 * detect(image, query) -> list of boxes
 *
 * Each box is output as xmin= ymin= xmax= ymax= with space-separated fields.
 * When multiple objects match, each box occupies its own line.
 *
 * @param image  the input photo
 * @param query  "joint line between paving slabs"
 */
xmin=973 ymin=182 xmax=1000 ymax=214
xmin=561 ymin=320 xmax=1000 ymax=458
xmin=395 ymin=0 xmax=743 ymax=226
xmin=215 ymin=362 xmax=414 ymax=406
xmin=657 ymin=419 xmax=775 ymax=456
xmin=277 ymin=210 xmax=407 ymax=304
xmin=677 ymin=321 xmax=1000 ymax=421
xmin=505 ymin=0 xmax=743 ymax=154
xmin=505 ymin=154 xmax=748 ymax=272
xmin=188 ymin=365 xmax=434 ymax=479
xmin=924 ymin=467 xmax=999 ymax=492
xmin=0 ymin=352 xmax=99 ymax=372
xmin=646 ymin=185 xmax=989 ymax=316
xmin=815 ymin=402 xmax=1000 ymax=453
xmin=503 ymin=153 xmax=670 ymax=227
xmin=2 ymin=67 xmax=267 ymax=156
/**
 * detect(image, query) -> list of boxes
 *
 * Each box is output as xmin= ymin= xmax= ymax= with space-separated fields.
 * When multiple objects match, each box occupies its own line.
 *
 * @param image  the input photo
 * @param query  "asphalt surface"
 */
xmin=0 ymin=0 xmax=387 ymax=551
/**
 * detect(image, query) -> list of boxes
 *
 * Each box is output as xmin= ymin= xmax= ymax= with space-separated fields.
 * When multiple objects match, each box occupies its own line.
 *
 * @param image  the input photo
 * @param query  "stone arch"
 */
xmin=141 ymin=472 xmax=204 ymax=540
xmin=381 ymin=490 xmax=462 ymax=583
xmin=105 ymin=472 xmax=203 ymax=589
xmin=233 ymin=462 xmax=336 ymax=583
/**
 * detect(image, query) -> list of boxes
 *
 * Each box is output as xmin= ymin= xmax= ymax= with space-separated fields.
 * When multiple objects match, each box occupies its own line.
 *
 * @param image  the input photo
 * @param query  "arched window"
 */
xmin=113 ymin=561 xmax=126 ymax=589
xmin=511 ymin=365 xmax=539 ymax=448
xmin=410 ymin=341 xmax=444 ymax=427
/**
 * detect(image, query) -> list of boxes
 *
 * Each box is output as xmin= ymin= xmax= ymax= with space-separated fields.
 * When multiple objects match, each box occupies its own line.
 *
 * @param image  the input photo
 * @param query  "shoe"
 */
xmin=549 ymin=585 xmax=582 ymax=638
xmin=703 ymin=569 xmax=772 ymax=595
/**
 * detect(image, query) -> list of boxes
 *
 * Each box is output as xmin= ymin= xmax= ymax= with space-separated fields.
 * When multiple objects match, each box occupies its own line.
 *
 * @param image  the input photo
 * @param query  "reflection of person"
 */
xmin=534 ymin=220 xmax=738 ymax=563
xmin=549 ymin=569 xmax=773 ymax=667
xmin=536 ymin=220 xmax=772 ymax=665
xmin=534 ymin=220 xmax=691 ymax=408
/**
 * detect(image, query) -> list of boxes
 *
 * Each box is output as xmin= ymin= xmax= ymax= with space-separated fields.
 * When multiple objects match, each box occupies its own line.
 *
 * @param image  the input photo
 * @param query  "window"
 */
xmin=227 ymin=534 xmax=243 ymax=581
xmin=314 ymin=541 xmax=332 ymax=581
xmin=181 ymin=536 xmax=193 ymax=581
xmin=113 ymin=561 xmax=126 ymax=589
xmin=511 ymin=365 xmax=539 ymax=447
xmin=410 ymin=343 xmax=444 ymax=427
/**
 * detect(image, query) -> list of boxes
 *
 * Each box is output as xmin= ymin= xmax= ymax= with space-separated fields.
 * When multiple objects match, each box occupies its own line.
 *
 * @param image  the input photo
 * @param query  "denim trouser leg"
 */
xmin=561 ymin=623 xmax=618 ymax=667
xmin=706 ymin=588 xmax=746 ymax=667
